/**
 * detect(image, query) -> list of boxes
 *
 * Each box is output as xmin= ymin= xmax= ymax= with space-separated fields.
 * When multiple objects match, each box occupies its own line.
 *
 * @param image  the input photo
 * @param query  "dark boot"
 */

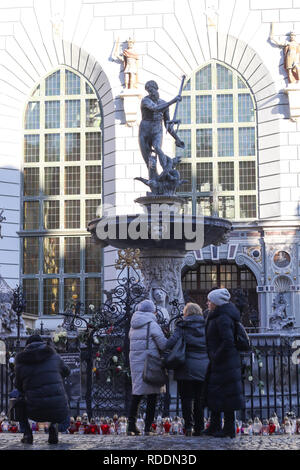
xmin=20 ymin=419 xmax=33 ymax=444
xmin=144 ymin=394 xmax=157 ymax=434
xmin=127 ymin=417 xmax=141 ymax=435
xmin=181 ymin=397 xmax=193 ymax=435
xmin=127 ymin=395 xmax=142 ymax=435
xmin=21 ymin=434 xmax=33 ymax=444
xmin=194 ymin=396 xmax=204 ymax=435
xmin=48 ymin=423 xmax=58 ymax=444
xmin=202 ymin=411 xmax=222 ymax=435
xmin=223 ymin=412 xmax=236 ymax=438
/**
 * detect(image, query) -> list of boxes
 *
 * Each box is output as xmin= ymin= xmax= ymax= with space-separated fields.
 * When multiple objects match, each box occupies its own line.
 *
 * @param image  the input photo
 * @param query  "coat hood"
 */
xmin=130 ymin=311 xmax=157 ymax=329
xmin=176 ymin=314 xmax=206 ymax=333
xmin=209 ymin=301 xmax=241 ymax=322
xmin=15 ymin=341 xmax=56 ymax=365
xmin=175 ymin=314 xmax=207 ymax=348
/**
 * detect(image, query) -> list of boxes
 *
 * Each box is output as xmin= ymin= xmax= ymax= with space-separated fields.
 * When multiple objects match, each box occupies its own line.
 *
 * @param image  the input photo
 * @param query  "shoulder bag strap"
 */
xmin=146 ymin=322 xmax=151 ymax=350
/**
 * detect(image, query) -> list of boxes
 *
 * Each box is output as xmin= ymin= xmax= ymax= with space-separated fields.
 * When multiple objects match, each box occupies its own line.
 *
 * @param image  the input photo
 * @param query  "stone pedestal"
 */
xmin=119 ymin=88 xmax=142 ymax=126
xmin=284 ymin=84 xmax=300 ymax=121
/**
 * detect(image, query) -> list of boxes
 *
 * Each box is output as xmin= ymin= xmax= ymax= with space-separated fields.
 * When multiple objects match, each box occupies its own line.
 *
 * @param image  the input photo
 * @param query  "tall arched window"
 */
xmin=176 ymin=61 xmax=257 ymax=220
xmin=22 ymin=66 xmax=102 ymax=316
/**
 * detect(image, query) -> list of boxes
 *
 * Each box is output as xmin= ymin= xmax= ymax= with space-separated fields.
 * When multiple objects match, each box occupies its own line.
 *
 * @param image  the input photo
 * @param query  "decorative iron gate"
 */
xmin=62 ymin=248 xmax=182 ymax=418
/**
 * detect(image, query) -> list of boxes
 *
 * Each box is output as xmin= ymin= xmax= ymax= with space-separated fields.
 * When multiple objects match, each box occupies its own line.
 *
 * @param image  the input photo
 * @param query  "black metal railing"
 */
xmin=238 ymin=335 xmax=300 ymax=421
xmin=2 ymin=334 xmax=300 ymax=422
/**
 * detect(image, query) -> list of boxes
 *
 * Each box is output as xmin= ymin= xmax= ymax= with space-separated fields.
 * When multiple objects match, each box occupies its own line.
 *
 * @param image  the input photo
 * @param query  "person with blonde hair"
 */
xmin=165 ymin=302 xmax=209 ymax=436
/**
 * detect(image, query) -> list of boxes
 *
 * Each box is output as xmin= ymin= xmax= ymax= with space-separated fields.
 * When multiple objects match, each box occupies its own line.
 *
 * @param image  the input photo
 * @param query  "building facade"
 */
xmin=0 ymin=0 xmax=300 ymax=331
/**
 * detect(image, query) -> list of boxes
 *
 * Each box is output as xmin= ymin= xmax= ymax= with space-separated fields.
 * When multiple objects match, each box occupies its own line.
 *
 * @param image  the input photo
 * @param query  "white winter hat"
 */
xmin=207 ymin=288 xmax=231 ymax=306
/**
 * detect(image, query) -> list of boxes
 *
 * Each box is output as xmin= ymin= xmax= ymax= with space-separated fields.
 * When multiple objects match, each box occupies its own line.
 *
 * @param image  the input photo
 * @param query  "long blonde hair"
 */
xmin=183 ymin=302 xmax=203 ymax=317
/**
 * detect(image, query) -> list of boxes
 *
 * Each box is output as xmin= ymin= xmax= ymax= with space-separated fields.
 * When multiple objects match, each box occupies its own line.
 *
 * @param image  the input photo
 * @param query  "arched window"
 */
xmin=22 ymin=66 xmax=102 ymax=316
xmin=176 ymin=61 xmax=257 ymax=220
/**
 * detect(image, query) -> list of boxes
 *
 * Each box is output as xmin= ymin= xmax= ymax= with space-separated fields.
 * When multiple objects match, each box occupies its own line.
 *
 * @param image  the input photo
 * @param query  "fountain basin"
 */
xmin=87 ymin=214 xmax=232 ymax=251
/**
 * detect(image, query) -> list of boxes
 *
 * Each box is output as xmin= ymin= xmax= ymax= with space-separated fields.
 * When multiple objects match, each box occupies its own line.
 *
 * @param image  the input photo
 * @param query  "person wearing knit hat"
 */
xmin=204 ymin=287 xmax=245 ymax=438
xmin=207 ymin=288 xmax=231 ymax=307
xmin=127 ymin=298 xmax=167 ymax=435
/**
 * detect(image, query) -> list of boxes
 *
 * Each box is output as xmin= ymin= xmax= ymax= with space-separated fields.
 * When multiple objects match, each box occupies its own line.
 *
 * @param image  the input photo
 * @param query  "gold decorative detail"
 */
xmin=247 ymin=246 xmax=262 ymax=263
xmin=115 ymin=248 xmax=141 ymax=270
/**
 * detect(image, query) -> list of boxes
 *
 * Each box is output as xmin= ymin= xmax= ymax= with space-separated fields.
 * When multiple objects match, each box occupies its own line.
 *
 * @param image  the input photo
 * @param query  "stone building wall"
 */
xmin=0 ymin=0 xmax=299 ymax=329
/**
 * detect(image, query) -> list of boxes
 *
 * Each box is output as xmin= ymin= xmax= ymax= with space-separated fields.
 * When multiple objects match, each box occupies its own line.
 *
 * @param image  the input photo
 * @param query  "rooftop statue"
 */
xmin=269 ymin=24 xmax=300 ymax=85
xmin=113 ymin=37 xmax=139 ymax=89
xmin=135 ymin=77 xmax=187 ymax=196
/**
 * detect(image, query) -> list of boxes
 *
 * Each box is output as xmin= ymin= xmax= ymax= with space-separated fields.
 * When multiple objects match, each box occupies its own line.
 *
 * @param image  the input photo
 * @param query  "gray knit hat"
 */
xmin=136 ymin=299 xmax=156 ymax=313
xmin=207 ymin=288 xmax=231 ymax=306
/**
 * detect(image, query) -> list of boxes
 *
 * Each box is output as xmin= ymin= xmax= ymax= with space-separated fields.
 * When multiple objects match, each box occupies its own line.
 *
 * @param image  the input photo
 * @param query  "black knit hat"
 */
xmin=25 ymin=334 xmax=44 ymax=346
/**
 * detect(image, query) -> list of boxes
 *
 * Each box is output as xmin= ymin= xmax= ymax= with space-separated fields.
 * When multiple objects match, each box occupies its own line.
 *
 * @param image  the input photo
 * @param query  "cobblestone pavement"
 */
xmin=0 ymin=433 xmax=300 ymax=451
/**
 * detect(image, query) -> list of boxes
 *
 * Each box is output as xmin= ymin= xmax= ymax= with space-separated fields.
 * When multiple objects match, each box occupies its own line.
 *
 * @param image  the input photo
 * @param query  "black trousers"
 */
xmin=128 ymin=394 xmax=157 ymax=432
xmin=177 ymin=380 xmax=205 ymax=433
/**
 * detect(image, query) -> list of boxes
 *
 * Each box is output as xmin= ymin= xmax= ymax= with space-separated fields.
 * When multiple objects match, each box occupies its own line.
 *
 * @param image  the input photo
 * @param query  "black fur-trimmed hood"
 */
xmin=15 ymin=342 xmax=56 ymax=365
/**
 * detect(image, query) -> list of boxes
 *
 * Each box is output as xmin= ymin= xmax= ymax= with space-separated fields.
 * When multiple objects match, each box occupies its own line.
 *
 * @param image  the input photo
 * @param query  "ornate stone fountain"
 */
xmin=88 ymin=78 xmax=232 ymax=319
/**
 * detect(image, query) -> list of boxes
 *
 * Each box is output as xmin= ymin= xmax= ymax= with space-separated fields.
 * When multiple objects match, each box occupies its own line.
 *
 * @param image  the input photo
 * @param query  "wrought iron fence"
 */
xmin=1 ymin=333 xmax=300 ymax=422
xmin=238 ymin=335 xmax=300 ymax=422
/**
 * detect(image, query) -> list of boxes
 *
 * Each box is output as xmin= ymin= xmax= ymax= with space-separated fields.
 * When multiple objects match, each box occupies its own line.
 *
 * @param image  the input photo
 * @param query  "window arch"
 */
xmin=176 ymin=61 xmax=257 ymax=220
xmin=21 ymin=66 xmax=102 ymax=317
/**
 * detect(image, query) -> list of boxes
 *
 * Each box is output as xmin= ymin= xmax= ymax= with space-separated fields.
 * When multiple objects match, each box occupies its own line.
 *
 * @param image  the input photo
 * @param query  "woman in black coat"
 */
xmin=14 ymin=334 xmax=70 ymax=444
xmin=205 ymin=288 xmax=245 ymax=438
xmin=165 ymin=303 xmax=209 ymax=436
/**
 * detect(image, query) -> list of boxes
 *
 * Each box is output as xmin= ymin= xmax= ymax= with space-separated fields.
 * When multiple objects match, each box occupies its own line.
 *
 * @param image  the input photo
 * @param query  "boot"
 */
xmin=202 ymin=411 xmax=222 ymax=436
xmin=21 ymin=419 xmax=33 ymax=444
xmin=127 ymin=395 xmax=142 ymax=435
xmin=194 ymin=403 xmax=204 ymax=436
xmin=127 ymin=417 xmax=141 ymax=436
xmin=181 ymin=398 xmax=193 ymax=436
xmin=21 ymin=433 xmax=33 ymax=444
xmin=48 ymin=423 xmax=59 ymax=444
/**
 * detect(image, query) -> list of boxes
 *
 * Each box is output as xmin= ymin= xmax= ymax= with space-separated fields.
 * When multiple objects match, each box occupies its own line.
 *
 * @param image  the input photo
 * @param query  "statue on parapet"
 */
xmin=135 ymin=77 xmax=187 ymax=195
xmin=269 ymin=24 xmax=300 ymax=85
xmin=113 ymin=37 xmax=139 ymax=89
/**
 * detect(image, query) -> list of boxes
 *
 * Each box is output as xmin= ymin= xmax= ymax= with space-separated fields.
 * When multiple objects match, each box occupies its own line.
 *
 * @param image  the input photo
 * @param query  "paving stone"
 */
xmin=0 ymin=433 xmax=300 ymax=451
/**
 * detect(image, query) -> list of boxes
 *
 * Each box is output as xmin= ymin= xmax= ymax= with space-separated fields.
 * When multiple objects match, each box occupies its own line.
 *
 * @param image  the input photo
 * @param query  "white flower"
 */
xmin=248 ymin=376 xmax=253 ymax=382
xmin=53 ymin=334 xmax=59 ymax=343
xmin=112 ymin=356 xmax=118 ymax=363
xmin=89 ymin=304 xmax=95 ymax=311
xmin=106 ymin=377 xmax=111 ymax=383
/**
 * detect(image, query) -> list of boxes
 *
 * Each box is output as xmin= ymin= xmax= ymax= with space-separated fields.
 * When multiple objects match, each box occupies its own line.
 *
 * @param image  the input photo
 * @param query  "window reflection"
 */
xmin=45 ymin=101 xmax=60 ymax=128
xmin=23 ymin=67 xmax=102 ymax=316
xmin=65 ymin=100 xmax=80 ymax=128
xmin=44 ymin=237 xmax=59 ymax=274
xmin=46 ymin=71 xmax=61 ymax=96
xmin=25 ymin=102 xmax=40 ymax=129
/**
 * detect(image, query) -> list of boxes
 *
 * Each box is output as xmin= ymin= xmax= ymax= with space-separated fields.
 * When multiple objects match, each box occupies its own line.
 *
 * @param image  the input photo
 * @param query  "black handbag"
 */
xmin=8 ymin=396 xmax=27 ymax=422
xmin=142 ymin=322 xmax=168 ymax=386
xmin=234 ymin=321 xmax=251 ymax=352
xmin=163 ymin=329 xmax=186 ymax=370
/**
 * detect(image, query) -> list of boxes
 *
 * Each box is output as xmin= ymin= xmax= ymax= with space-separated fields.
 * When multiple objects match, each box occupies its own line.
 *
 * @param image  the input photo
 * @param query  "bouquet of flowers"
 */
xmin=51 ymin=326 xmax=68 ymax=350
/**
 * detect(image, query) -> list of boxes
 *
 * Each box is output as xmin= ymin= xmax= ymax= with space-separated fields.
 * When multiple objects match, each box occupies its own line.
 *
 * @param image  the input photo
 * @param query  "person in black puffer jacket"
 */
xmin=14 ymin=334 xmax=70 ymax=445
xmin=205 ymin=288 xmax=245 ymax=438
xmin=165 ymin=303 xmax=209 ymax=436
